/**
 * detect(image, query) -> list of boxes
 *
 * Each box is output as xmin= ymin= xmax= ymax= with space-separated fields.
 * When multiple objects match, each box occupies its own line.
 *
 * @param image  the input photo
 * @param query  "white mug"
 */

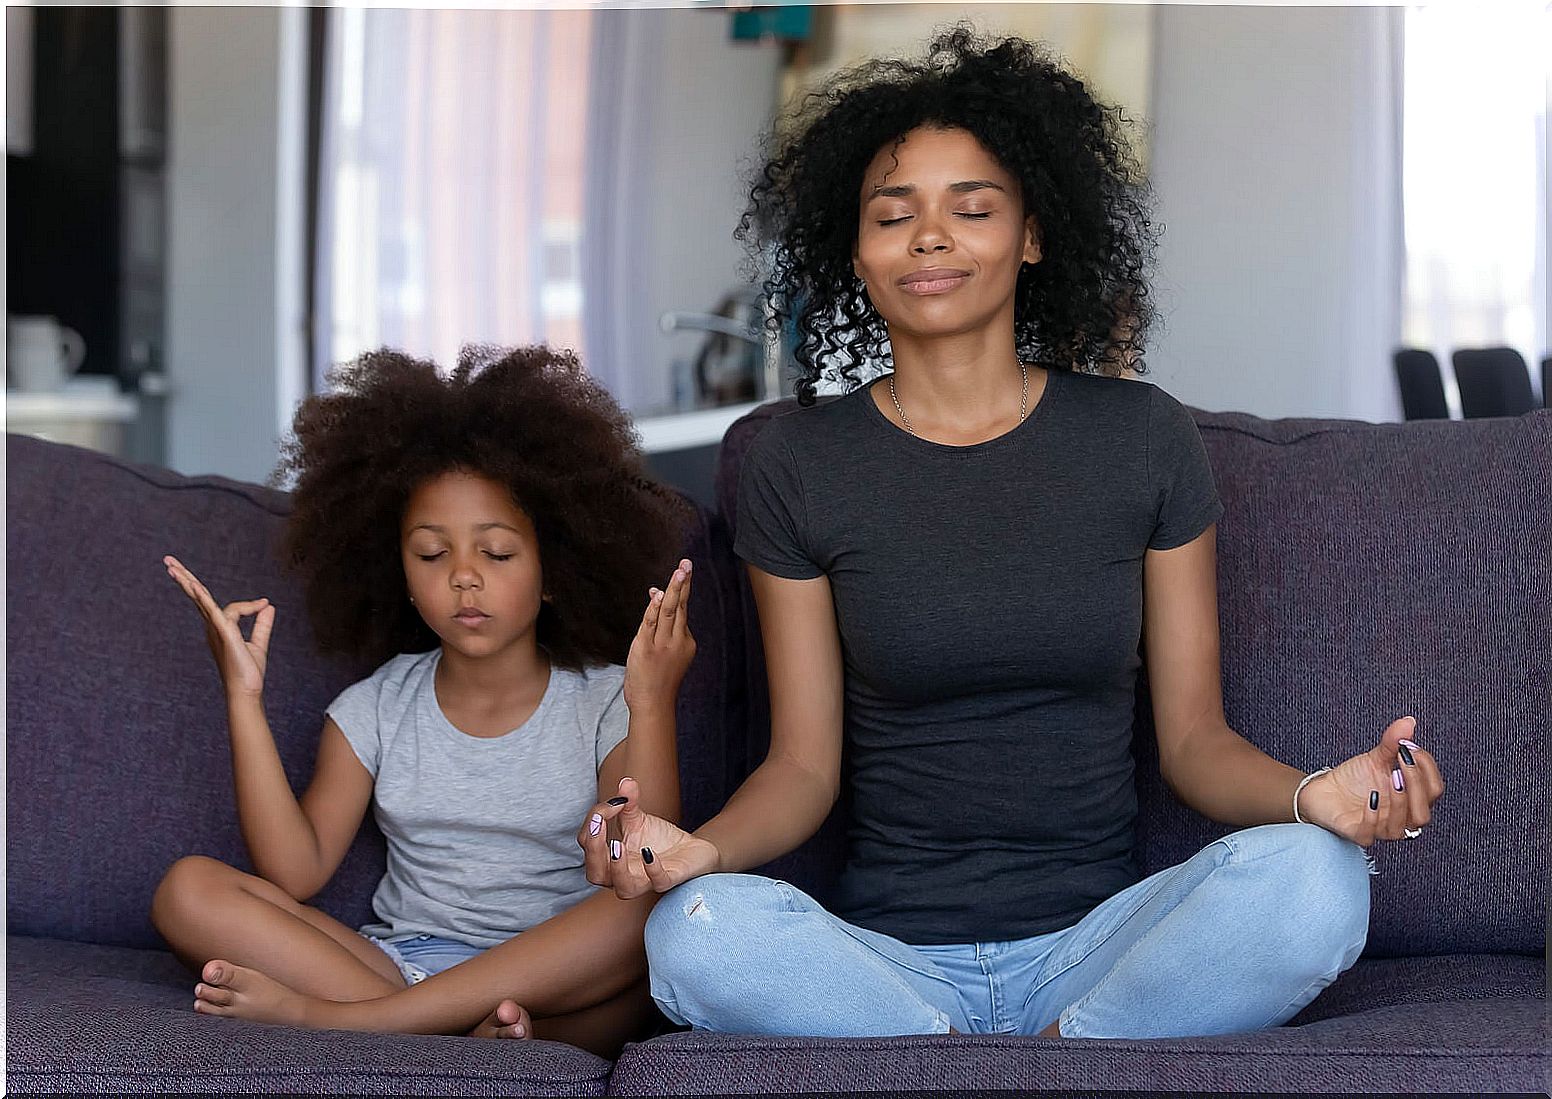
xmin=7 ymin=315 xmax=87 ymax=392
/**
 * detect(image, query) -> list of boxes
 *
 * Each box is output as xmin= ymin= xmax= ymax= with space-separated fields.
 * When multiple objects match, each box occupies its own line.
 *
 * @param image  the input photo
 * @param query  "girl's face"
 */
xmin=401 ymin=471 xmax=545 ymax=661
xmin=853 ymin=126 xmax=1041 ymax=343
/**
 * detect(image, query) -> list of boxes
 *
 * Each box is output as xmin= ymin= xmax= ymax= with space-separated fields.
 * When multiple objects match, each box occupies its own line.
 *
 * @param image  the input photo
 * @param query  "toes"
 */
xmin=202 ymin=959 xmax=229 ymax=985
xmin=194 ymin=982 xmax=235 ymax=1007
xmin=492 ymin=999 xmax=532 ymax=1039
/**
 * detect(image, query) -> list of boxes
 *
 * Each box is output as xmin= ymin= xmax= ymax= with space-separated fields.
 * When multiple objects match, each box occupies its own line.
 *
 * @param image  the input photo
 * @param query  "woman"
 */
xmin=585 ymin=27 xmax=1445 ymax=1039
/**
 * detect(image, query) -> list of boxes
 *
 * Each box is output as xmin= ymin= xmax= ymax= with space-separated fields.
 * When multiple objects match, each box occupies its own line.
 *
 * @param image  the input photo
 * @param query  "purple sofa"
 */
xmin=6 ymin=401 xmax=1548 ymax=1095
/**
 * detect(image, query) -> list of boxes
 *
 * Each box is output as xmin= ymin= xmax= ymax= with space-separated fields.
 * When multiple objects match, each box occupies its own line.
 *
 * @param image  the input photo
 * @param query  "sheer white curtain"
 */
xmin=1401 ymin=2 xmax=1550 ymax=404
xmin=314 ymin=8 xmax=592 ymax=387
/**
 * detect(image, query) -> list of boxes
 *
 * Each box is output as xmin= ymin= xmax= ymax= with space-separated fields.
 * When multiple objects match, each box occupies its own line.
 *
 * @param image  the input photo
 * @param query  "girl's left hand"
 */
xmin=1297 ymin=717 xmax=1446 ymax=845
xmin=623 ymin=558 xmax=696 ymax=714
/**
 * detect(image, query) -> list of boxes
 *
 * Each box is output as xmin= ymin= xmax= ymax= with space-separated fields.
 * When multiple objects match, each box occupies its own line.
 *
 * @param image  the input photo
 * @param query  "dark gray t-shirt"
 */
xmin=734 ymin=368 xmax=1222 ymax=944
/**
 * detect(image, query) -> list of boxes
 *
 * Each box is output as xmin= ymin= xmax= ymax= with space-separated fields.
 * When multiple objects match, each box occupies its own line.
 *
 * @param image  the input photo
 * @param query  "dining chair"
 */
xmin=1393 ymin=348 xmax=1450 ymax=420
xmin=1452 ymin=347 xmax=1535 ymax=418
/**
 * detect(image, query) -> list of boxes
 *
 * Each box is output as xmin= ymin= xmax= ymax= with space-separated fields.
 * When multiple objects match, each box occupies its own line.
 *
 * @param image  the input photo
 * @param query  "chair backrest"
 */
xmin=1541 ymin=357 xmax=1550 ymax=409
xmin=1452 ymin=346 xmax=1535 ymax=418
xmin=1393 ymin=348 xmax=1449 ymax=420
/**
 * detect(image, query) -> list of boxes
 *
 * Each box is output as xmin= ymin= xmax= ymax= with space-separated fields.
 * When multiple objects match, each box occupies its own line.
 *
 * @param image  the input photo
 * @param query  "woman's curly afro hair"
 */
xmin=741 ymin=25 xmax=1158 ymax=405
xmin=277 ymin=345 xmax=689 ymax=671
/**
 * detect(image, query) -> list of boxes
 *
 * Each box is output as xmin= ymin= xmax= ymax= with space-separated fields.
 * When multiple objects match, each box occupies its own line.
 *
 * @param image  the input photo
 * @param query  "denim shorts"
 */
xmin=360 ymin=931 xmax=483 ymax=985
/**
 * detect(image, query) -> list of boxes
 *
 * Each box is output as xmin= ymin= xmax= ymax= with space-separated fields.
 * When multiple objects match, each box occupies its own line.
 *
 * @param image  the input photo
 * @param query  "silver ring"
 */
xmin=1403 ymin=827 xmax=1423 ymax=839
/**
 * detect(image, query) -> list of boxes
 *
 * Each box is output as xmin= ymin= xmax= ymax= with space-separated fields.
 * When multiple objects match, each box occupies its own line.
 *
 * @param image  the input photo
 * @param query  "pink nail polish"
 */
xmin=1391 ymin=768 xmax=1404 ymax=791
xmin=1399 ymin=739 xmax=1420 ymax=751
xmin=588 ymin=814 xmax=602 ymax=837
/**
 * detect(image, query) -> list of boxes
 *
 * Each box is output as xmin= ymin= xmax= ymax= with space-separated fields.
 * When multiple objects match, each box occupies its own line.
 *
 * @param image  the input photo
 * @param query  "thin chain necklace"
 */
xmin=888 ymin=364 xmax=1029 ymax=439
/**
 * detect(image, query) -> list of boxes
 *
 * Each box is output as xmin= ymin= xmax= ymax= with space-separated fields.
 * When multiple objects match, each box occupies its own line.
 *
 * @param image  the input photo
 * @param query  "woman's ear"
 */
xmin=1022 ymin=216 xmax=1042 ymax=266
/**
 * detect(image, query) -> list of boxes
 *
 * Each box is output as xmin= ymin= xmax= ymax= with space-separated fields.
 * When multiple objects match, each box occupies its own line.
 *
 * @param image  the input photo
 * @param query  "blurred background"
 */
xmin=6 ymin=1 xmax=1549 ymax=502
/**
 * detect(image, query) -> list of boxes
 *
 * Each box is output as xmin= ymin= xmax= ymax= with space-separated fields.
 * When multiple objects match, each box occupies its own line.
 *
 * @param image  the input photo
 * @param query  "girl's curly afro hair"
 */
xmin=740 ymin=25 xmax=1158 ymax=405
xmin=277 ymin=345 xmax=689 ymax=671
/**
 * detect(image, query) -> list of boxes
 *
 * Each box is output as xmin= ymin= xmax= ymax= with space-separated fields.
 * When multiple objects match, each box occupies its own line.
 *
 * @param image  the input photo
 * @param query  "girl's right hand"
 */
xmin=164 ymin=555 xmax=275 ymax=700
xmin=578 ymin=777 xmax=721 ymax=899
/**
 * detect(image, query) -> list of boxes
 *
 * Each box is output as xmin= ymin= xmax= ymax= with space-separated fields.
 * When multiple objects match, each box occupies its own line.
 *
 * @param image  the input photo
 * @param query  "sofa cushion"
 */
xmin=608 ymin=1001 xmax=1546 ymax=1095
xmin=608 ymin=954 xmax=1545 ymax=1095
xmin=714 ymin=401 xmax=1551 ymax=958
xmin=4 ymin=935 xmax=609 ymax=1096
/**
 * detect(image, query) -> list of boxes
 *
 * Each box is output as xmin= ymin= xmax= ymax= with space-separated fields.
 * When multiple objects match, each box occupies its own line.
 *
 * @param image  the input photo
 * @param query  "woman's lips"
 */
xmin=899 ymin=269 xmax=971 ymax=295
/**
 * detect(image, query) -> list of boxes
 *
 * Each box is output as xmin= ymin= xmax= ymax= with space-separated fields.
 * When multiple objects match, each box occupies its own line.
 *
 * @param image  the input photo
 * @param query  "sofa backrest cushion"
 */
xmin=6 ymin=435 xmax=742 ymax=950
xmin=6 ymin=435 xmax=381 ymax=948
xmin=715 ymin=398 xmax=1550 ymax=958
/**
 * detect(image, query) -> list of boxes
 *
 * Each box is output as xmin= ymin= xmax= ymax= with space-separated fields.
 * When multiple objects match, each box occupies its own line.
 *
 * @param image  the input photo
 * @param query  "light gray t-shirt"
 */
xmin=327 ymin=650 xmax=629 ymax=948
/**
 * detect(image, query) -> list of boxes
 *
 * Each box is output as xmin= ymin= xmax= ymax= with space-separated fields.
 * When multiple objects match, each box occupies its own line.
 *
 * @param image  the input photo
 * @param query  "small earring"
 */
xmin=408 ymin=596 xmax=415 ymax=604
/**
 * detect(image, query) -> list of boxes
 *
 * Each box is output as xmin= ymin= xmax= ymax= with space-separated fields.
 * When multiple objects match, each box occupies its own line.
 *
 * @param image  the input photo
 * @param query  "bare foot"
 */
xmin=468 ymin=998 xmax=533 ymax=1040
xmin=193 ymin=959 xmax=311 ymax=1027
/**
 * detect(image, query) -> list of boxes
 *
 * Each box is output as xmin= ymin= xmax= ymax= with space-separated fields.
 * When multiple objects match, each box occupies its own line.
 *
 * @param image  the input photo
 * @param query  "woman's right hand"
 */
xmin=578 ymin=777 xmax=721 ymax=899
xmin=164 ymin=555 xmax=274 ymax=700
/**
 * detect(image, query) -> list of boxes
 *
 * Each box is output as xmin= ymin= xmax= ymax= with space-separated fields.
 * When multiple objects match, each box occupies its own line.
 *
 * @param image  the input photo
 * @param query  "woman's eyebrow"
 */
xmin=867 ymin=179 xmax=1006 ymax=198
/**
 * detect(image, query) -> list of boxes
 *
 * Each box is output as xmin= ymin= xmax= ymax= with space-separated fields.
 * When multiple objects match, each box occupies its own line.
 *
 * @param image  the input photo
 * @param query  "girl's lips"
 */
xmin=453 ymin=610 xmax=491 ymax=627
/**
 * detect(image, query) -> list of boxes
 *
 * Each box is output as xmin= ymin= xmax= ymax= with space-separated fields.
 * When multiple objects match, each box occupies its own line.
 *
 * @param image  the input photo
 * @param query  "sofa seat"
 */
xmin=5 ymin=935 xmax=612 ymax=1097
xmin=608 ymin=954 xmax=1546 ymax=1095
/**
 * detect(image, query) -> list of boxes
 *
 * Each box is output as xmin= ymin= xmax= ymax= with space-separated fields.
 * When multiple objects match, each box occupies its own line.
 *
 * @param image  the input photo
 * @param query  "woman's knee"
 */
xmin=645 ymin=874 xmax=786 ymax=984
xmin=1225 ymin=824 xmax=1371 ymax=959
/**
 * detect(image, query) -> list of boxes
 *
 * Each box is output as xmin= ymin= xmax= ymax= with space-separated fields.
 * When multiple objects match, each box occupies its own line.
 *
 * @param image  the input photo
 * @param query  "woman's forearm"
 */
xmin=225 ymin=695 xmax=326 ymax=896
xmin=1162 ymin=723 xmax=1305 ymax=827
xmin=694 ymin=753 xmax=837 ymax=873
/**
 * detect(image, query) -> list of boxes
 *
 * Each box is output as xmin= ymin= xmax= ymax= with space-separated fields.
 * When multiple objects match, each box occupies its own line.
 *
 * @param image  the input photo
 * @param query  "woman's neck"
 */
xmin=876 ymin=328 xmax=1037 ymax=442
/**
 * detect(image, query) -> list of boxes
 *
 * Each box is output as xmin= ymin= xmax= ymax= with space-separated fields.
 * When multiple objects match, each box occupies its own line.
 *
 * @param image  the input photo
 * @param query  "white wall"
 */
xmin=1146 ymin=5 xmax=1403 ymax=422
xmin=165 ymin=7 xmax=305 ymax=482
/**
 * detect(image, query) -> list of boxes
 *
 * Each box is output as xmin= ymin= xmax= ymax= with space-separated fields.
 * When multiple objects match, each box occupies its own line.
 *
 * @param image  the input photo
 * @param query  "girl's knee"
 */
xmin=151 ymin=856 xmax=244 ymax=928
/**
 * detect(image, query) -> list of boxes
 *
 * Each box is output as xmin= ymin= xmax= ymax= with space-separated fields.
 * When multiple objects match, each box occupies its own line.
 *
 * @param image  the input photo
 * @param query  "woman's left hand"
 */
xmin=1296 ymin=717 xmax=1446 ymax=845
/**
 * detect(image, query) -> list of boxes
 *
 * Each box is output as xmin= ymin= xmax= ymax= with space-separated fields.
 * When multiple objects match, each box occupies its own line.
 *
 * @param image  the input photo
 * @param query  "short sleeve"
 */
xmin=593 ymin=665 xmax=630 ymax=771
xmin=1147 ymin=386 xmax=1224 ymax=550
xmin=734 ymin=422 xmax=822 ymax=579
xmin=326 ymin=673 xmax=384 ymax=778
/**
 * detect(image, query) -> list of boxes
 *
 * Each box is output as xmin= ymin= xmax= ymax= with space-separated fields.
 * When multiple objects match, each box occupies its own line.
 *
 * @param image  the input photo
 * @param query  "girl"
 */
xmin=152 ymin=345 xmax=696 ymax=1055
xmin=581 ymin=28 xmax=1447 ymax=1039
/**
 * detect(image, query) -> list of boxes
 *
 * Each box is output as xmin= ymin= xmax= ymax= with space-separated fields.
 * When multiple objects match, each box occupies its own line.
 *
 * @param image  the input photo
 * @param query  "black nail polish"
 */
xmin=607 ymin=796 xmax=628 ymax=806
xmin=1398 ymin=744 xmax=1415 ymax=766
xmin=1368 ymin=790 xmax=1380 ymax=811
xmin=642 ymin=847 xmax=655 ymax=865
xmin=610 ymin=840 xmax=622 ymax=860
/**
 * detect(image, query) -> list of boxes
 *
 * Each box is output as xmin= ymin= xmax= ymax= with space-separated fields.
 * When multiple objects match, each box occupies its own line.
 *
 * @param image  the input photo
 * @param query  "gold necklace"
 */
xmin=888 ymin=364 xmax=1029 ymax=438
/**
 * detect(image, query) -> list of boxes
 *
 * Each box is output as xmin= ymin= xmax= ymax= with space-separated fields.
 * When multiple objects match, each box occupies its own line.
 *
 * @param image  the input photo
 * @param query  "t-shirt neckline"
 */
xmin=423 ymin=648 xmax=558 ymax=746
xmin=856 ymin=364 xmax=1062 ymax=456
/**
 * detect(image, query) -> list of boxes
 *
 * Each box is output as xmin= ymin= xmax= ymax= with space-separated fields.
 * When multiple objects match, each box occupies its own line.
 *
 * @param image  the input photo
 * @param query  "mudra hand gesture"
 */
xmin=578 ymin=777 xmax=720 ymax=898
xmin=1296 ymin=717 xmax=1445 ymax=844
xmin=164 ymin=555 xmax=274 ymax=700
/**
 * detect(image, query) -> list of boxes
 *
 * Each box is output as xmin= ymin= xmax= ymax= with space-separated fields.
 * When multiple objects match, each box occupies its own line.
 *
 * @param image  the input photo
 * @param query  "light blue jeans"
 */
xmin=645 ymin=823 xmax=1371 ymax=1038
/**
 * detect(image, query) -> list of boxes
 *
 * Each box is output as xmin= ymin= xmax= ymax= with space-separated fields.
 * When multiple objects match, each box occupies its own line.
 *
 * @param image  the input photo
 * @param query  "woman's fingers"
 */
xmin=1402 ymin=740 xmax=1446 ymax=803
xmin=579 ymin=806 xmax=613 ymax=886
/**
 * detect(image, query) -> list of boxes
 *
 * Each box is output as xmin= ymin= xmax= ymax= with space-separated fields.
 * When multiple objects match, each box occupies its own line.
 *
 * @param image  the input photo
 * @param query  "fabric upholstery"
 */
xmin=715 ymin=402 xmax=1552 ymax=958
xmin=5 ymin=935 xmax=609 ymax=1096
xmin=5 ymin=435 xmax=739 ymax=948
